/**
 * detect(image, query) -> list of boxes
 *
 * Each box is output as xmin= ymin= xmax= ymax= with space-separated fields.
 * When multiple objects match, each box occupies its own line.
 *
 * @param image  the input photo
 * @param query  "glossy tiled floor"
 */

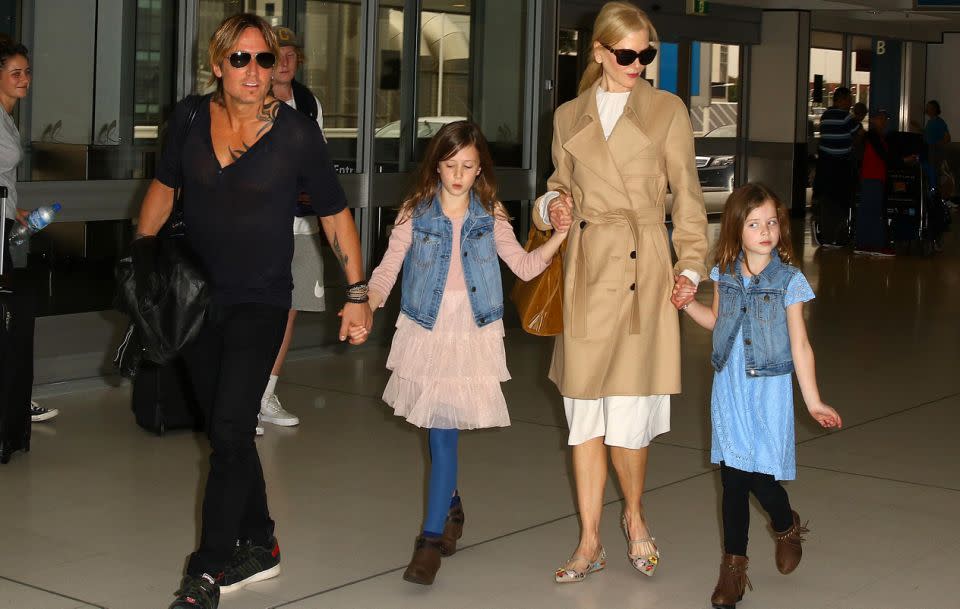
xmin=5 ymin=216 xmax=959 ymax=609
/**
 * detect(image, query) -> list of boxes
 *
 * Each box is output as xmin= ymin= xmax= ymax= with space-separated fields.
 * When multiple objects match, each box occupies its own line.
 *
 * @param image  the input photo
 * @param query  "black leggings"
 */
xmin=720 ymin=463 xmax=794 ymax=556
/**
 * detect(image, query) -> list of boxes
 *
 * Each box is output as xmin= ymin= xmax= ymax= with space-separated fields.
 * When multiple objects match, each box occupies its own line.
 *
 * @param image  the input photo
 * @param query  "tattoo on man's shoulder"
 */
xmin=333 ymin=234 xmax=349 ymax=270
xmin=255 ymin=100 xmax=281 ymax=136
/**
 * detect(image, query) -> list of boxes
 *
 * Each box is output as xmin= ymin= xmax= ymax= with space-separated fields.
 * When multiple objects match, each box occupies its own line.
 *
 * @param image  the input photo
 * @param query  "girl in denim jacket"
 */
xmin=672 ymin=183 xmax=841 ymax=609
xmin=356 ymin=121 xmax=566 ymax=586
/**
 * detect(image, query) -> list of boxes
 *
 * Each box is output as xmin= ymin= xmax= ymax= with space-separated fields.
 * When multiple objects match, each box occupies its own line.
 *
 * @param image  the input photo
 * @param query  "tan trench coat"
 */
xmin=533 ymin=79 xmax=709 ymax=399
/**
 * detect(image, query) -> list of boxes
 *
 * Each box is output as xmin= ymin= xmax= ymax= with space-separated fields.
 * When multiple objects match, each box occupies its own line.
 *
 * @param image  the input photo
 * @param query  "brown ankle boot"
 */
xmin=774 ymin=510 xmax=809 ymax=575
xmin=403 ymin=536 xmax=443 ymax=585
xmin=711 ymin=554 xmax=752 ymax=609
xmin=439 ymin=501 xmax=465 ymax=556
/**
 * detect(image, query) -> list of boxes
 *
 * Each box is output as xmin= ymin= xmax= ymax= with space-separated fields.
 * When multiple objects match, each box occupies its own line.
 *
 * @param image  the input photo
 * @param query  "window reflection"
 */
xmin=300 ymin=0 xmax=361 ymax=173
xmin=850 ymin=35 xmax=871 ymax=117
xmin=373 ymin=1 xmax=405 ymax=172
xmin=373 ymin=0 xmax=528 ymax=172
xmin=690 ymin=42 xmax=740 ymax=194
xmin=25 ymin=0 xmax=176 ymax=181
xmin=809 ymin=47 xmax=843 ymax=139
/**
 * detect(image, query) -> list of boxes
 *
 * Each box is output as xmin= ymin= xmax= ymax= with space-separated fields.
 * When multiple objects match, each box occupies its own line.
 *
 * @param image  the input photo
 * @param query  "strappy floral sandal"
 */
xmin=622 ymin=515 xmax=660 ymax=576
xmin=554 ymin=546 xmax=606 ymax=583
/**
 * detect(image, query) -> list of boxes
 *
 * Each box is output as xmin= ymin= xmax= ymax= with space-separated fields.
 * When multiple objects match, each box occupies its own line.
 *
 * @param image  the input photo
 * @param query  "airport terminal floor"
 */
xmin=4 ymin=215 xmax=959 ymax=609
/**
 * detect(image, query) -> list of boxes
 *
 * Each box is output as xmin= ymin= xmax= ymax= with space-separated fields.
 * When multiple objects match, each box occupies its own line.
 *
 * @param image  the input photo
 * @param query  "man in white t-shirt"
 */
xmin=256 ymin=27 xmax=328 ymax=432
xmin=272 ymin=26 xmax=323 ymax=130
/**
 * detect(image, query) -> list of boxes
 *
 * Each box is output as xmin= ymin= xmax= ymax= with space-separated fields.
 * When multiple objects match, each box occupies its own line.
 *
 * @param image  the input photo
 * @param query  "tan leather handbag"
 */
xmin=510 ymin=227 xmax=566 ymax=336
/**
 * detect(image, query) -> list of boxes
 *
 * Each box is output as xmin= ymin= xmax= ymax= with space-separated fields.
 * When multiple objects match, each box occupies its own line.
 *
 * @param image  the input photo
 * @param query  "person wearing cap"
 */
xmin=814 ymin=86 xmax=860 ymax=246
xmin=257 ymin=25 xmax=328 ymax=431
xmin=272 ymin=26 xmax=323 ymax=129
xmin=855 ymin=108 xmax=896 ymax=256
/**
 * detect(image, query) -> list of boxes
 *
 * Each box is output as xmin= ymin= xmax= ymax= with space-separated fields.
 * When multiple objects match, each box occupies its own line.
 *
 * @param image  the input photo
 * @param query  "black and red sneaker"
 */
xmin=169 ymin=573 xmax=220 ymax=609
xmin=220 ymin=537 xmax=281 ymax=593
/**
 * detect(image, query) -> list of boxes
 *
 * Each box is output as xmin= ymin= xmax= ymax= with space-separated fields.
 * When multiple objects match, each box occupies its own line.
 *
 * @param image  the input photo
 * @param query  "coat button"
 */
xmin=471 ymin=286 xmax=477 ymax=292
xmin=463 ymin=251 xmax=468 ymax=257
xmin=630 ymin=251 xmax=637 ymax=259
xmin=748 ymin=369 xmax=757 ymax=376
xmin=763 ymin=294 xmax=770 ymax=302
xmin=741 ymin=307 xmax=746 ymax=313
xmin=630 ymin=283 xmax=636 ymax=291
xmin=580 ymin=220 xmax=587 ymax=229
xmin=744 ymin=338 xmax=752 ymax=346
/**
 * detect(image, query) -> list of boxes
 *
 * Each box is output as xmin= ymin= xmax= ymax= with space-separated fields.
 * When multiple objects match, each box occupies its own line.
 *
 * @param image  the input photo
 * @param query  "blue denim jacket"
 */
xmin=400 ymin=193 xmax=504 ymax=330
xmin=712 ymin=253 xmax=799 ymax=377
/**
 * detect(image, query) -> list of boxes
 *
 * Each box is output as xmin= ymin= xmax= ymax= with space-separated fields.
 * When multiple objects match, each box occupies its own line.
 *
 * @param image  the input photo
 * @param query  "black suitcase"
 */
xmin=1 ymin=198 xmax=33 ymax=464
xmin=131 ymin=358 xmax=203 ymax=435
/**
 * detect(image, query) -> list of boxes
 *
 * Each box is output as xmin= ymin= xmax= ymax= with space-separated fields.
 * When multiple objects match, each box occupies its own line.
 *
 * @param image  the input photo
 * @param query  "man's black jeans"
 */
xmin=182 ymin=302 xmax=287 ymax=577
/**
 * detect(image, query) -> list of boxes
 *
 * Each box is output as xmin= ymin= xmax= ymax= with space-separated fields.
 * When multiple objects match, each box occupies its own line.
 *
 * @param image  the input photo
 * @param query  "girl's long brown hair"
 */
xmin=398 ymin=121 xmax=500 ymax=220
xmin=715 ymin=183 xmax=795 ymax=276
xmin=578 ymin=1 xmax=659 ymax=94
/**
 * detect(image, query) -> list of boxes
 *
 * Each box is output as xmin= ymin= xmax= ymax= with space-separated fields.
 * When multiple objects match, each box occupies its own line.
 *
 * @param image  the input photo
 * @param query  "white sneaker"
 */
xmin=30 ymin=400 xmax=59 ymax=422
xmin=256 ymin=414 xmax=264 ymax=436
xmin=259 ymin=394 xmax=299 ymax=427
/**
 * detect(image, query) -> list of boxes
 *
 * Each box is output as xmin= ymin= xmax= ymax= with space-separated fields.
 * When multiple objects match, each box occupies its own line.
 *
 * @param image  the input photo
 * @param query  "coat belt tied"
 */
xmin=571 ymin=207 xmax=666 ymax=338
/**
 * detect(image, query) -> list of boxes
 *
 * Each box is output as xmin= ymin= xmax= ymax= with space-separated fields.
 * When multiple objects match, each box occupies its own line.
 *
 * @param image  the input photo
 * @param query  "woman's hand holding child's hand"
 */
xmin=548 ymin=191 xmax=574 ymax=234
xmin=808 ymin=402 xmax=842 ymax=429
xmin=671 ymin=275 xmax=697 ymax=310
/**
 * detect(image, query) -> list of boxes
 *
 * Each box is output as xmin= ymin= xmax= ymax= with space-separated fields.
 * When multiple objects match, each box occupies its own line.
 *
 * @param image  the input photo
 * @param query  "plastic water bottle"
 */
xmin=8 ymin=203 xmax=62 ymax=245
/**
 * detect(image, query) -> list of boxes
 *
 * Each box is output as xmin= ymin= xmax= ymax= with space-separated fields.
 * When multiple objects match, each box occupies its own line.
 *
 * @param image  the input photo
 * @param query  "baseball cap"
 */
xmin=273 ymin=26 xmax=302 ymax=48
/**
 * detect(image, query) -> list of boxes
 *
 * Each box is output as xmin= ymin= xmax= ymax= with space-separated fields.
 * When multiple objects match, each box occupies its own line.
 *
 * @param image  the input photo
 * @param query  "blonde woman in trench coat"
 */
xmin=536 ymin=2 xmax=708 ymax=583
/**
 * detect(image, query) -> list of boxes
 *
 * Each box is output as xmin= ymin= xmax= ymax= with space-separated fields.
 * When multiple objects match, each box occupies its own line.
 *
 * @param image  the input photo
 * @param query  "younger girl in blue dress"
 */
xmin=672 ymin=183 xmax=841 ymax=609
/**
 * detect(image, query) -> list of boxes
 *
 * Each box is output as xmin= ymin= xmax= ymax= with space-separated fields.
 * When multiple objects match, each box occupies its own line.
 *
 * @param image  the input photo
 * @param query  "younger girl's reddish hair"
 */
xmin=398 ymin=121 xmax=501 ymax=220
xmin=715 ymin=183 xmax=795 ymax=275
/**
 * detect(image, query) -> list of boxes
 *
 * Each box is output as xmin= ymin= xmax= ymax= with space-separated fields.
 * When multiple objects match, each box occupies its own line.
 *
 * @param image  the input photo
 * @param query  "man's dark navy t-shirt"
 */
xmin=156 ymin=96 xmax=346 ymax=309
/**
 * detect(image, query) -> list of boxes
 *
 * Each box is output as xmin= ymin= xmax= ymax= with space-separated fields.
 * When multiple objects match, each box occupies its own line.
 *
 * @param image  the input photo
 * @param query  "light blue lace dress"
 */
xmin=709 ymin=266 xmax=815 ymax=480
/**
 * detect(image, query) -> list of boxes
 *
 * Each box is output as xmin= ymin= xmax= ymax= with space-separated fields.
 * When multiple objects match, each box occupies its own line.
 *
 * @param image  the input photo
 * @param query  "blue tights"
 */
xmin=423 ymin=428 xmax=459 ymax=538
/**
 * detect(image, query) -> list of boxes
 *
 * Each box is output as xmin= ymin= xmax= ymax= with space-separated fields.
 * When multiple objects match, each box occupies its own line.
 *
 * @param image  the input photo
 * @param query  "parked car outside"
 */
xmin=696 ymin=124 xmax=736 ymax=192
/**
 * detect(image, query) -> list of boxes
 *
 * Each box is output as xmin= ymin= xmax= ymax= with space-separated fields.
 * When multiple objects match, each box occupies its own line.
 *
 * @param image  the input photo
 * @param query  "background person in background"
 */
xmin=256 ymin=26 xmax=329 ymax=430
xmin=814 ymin=87 xmax=860 ymax=246
xmin=0 ymin=35 xmax=57 ymax=423
xmin=855 ymin=108 xmax=896 ymax=256
xmin=922 ymin=100 xmax=951 ymax=195
xmin=852 ymin=102 xmax=867 ymax=165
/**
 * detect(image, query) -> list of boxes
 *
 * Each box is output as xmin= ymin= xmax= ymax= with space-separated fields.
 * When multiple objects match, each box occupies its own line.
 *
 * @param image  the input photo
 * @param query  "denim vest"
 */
xmin=400 ymin=193 xmax=504 ymax=330
xmin=712 ymin=253 xmax=798 ymax=377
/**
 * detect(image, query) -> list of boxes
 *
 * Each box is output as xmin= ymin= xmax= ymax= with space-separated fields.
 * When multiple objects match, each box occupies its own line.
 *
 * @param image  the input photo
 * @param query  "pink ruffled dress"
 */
xmin=368 ymin=211 xmax=551 ymax=430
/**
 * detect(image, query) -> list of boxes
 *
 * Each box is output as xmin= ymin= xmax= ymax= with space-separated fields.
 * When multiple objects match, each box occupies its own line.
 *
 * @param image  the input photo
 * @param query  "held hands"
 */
xmin=808 ymin=402 xmax=843 ymax=429
xmin=670 ymin=274 xmax=697 ymax=310
xmin=338 ymin=301 xmax=373 ymax=345
xmin=547 ymin=191 xmax=574 ymax=234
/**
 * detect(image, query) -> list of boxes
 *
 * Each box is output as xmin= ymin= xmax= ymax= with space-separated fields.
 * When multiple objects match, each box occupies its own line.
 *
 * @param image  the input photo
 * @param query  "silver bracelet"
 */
xmin=680 ymin=303 xmax=690 ymax=311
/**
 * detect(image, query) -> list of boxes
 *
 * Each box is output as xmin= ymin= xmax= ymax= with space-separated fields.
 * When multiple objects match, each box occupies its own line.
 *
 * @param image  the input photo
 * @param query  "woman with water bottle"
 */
xmin=0 ymin=34 xmax=57 ymax=423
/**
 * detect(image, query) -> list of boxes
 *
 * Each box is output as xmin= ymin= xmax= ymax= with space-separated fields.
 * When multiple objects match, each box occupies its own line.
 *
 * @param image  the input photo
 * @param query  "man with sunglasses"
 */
xmin=135 ymin=14 xmax=372 ymax=609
